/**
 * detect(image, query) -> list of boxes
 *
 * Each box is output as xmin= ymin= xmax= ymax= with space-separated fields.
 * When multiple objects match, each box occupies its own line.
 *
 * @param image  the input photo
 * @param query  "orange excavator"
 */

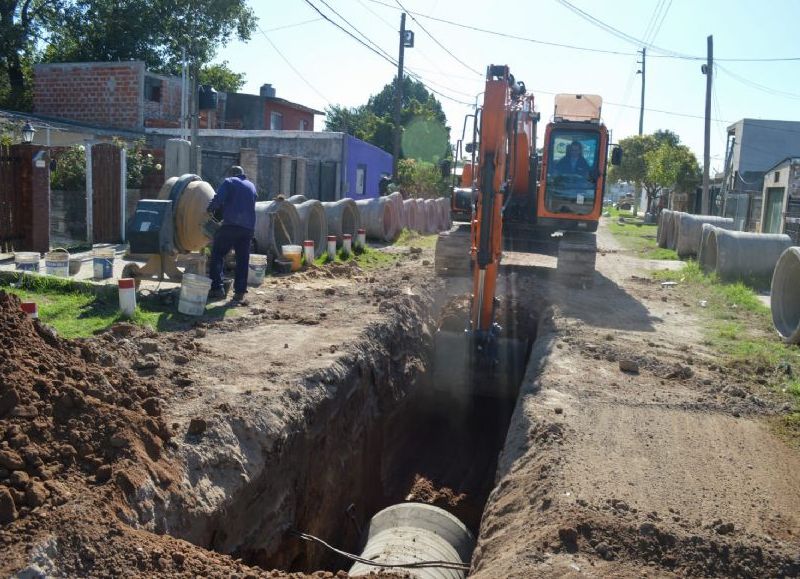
xmin=435 ymin=65 xmax=621 ymax=393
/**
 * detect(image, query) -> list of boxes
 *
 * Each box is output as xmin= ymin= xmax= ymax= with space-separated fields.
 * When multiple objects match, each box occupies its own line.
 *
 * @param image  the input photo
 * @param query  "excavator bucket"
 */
xmin=431 ymin=327 xmax=530 ymax=400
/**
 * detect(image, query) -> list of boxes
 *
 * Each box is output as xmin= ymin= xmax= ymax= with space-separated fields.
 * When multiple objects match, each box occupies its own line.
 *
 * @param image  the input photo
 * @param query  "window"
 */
xmin=270 ymin=111 xmax=283 ymax=130
xmin=144 ymin=76 xmax=162 ymax=102
xmin=775 ymin=171 xmax=781 ymax=183
xmin=356 ymin=164 xmax=367 ymax=195
xmin=544 ymin=130 xmax=600 ymax=215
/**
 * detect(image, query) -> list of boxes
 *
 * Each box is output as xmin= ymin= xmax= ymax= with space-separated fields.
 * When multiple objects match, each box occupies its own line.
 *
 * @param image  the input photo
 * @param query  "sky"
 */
xmin=215 ymin=0 xmax=800 ymax=175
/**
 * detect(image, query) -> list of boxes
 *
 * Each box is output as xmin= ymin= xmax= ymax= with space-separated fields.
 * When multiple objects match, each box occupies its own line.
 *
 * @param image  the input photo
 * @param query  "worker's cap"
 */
xmin=228 ymin=165 xmax=245 ymax=176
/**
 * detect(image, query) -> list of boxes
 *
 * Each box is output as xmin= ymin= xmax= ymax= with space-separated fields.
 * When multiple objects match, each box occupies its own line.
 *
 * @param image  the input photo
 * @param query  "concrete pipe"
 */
xmin=288 ymin=194 xmax=307 ymax=204
xmin=157 ymin=175 xmax=215 ymax=252
xmin=254 ymin=199 xmax=302 ymax=257
xmin=700 ymin=228 xmax=793 ymax=284
xmin=387 ymin=192 xmax=405 ymax=229
xmin=292 ymin=199 xmax=328 ymax=255
xmin=675 ymin=214 xmax=735 ymax=257
xmin=666 ymin=211 xmax=685 ymax=250
xmin=349 ymin=503 xmax=475 ymax=579
xmin=771 ymin=247 xmax=800 ymax=344
xmin=424 ymin=199 xmax=439 ymax=233
xmin=656 ymin=209 xmax=672 ymax=248
xmin=437 ymin=198 xmax=451 ymax=230
xmin=402 ymin=199 xmax=418 ymax=231
xmin=355 ymin=197 xmax=402 ymax=242
xmin=321 ymin=198 xmax=361 ymax=244
xmin=415 ymin=199 xmax=428 ymax=233
xmin=697 ymin=223 xmax=718 ymax=266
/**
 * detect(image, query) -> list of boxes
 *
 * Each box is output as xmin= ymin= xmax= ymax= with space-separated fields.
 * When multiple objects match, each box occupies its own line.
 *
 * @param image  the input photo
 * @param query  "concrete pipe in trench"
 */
xmin=771 ymin=247 xmax=800 ymax=344
xmin=699 ymin=228 xmax=792 ymax=284
xmin=355 ymin=197 xmax=402 ymax=242
xmin=254 ymin=199 xmax=302 ymax=258
xmin=291 ymin=199 xmax=328 ymax=257
xmin=675 ymin=214 xmax=735 ymax=257
xmin=321 ymin=198 xmax=361 ymax=244
xmin=349 ymin=503 xmax=475 ymax=579
xmin=403 ymin=199 xmax=418 ymax=231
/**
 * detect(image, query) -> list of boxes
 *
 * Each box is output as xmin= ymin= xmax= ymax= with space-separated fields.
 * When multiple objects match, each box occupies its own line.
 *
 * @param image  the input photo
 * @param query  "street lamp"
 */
xmin=21 ymin=122 xmax=36 ymax=144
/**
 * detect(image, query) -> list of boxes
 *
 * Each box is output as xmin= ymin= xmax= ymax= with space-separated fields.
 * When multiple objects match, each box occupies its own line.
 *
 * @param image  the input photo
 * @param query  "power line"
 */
xmin=716 ymin=63 xmax=800 ymax=100
xmin=645 ymin=0 xmax=672 ymax=47
xmin=301 ymin=0 xmax=474 ymax=106
xmin=393 ymin=0 xmax=482 ymax=76
xmin=640 ymin=0 xmax=666 ymax=47
xmin=258 ymin=25 xmax=331 ymax=106
xmin=363 ymin=0 xmax=800 ymax=62
xmin=262 ymin=18 xmax=322 ymax=32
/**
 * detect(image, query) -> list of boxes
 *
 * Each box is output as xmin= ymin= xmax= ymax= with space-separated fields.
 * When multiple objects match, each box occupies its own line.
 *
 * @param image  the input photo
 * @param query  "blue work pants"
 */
xmin=209 ymin=225 xmax=253 ymax=294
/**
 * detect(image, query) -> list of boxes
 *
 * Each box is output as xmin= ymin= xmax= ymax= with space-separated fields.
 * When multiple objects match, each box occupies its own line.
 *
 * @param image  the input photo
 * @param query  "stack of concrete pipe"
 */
xmin=355 ymin=197 xmax=402 ymax=242
xmin=254 ymin=199 xmax=302 ymax=257
xmin=657 ymin=210 xmax=684 ymax=250
xmin=424 ymin=199 xmax=439 ymax=233
xmin=289 ymin=196 xmax=328 ymax=255
xmin=771 ymin=247 xmax=800 ymax=344
xmin=437 ymin=198 xmax=452 ymax=230
xmin=674 ymin=214 xmax=735 ymax=257
xmin=698 ymin=227 xmax=792 ymax=285
xmin=321 ymin=198 xmax=361 ymax=244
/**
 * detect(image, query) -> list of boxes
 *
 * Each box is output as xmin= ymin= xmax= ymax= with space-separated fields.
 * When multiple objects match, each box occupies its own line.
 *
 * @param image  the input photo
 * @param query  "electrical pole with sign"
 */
xmin=393 ymin=13 xmax=413 ymax=181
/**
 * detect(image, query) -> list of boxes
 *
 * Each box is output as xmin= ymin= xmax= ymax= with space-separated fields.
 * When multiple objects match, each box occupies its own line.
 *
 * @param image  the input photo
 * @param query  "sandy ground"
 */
xmin=471 ymin=219 xmax=800 ymax=577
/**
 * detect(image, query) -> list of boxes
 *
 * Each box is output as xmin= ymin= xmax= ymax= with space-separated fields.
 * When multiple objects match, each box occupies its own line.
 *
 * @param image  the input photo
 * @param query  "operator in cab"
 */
xmin=207 ymin=165 xmax=257 ymax=306
xmin=555 ymin=140 xmax=591 ymax=178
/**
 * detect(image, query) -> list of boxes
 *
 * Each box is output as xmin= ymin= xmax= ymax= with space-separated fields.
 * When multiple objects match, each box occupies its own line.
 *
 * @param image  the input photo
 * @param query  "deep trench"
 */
xmin=191 ymin=297 xmax=537 ymax=574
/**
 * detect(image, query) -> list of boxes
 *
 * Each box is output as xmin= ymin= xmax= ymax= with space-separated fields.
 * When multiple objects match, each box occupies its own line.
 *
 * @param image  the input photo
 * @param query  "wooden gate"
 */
xmin=0 ymin=145 xmax=49 ymax=253
xmin=91 ymin=143 xmax=122 ymax=243
xmin=0 ymin=146 xmax=27 ymax=253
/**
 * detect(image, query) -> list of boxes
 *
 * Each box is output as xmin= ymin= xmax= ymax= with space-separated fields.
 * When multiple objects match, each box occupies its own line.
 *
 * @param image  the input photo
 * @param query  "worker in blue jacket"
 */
xmin=207 ymin=165 xmax=257 ymax=305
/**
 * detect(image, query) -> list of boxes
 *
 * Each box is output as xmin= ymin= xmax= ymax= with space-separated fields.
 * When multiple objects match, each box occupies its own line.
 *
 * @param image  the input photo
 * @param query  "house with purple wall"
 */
xmin=343 ymin=135 xmax=393 ymax=199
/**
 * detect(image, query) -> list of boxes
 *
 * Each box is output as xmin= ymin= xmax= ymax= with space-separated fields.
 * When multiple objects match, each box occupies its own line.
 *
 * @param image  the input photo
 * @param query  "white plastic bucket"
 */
xmin=178 ymin=273 xmax=212 ymax=316
xmin=45 ymin=248 xmax=70 ymax=277
xmin=282 ymin=244 xmax=302 ymax=272
xmin=248 ymin=254 xmax=267 ymax=287
xmin=14 ymin=252 xmax=40 ymax=273
xmin=93 ymin=247 xmax=115 ymax=280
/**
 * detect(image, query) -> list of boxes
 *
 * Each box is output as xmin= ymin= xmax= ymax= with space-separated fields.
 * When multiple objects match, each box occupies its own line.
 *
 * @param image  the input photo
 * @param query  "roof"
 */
xmin=265 ymin=96 xmax=324 ymax=116
xmin=0 ymin=108 xmax=144 ymax=139
xmin=763 ymin=156 xmax=800 ymax=173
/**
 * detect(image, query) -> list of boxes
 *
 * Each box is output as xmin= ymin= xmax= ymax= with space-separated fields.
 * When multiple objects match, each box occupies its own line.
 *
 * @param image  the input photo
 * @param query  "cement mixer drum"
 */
xmin=157 ymin=175 xmax=215 ymax=252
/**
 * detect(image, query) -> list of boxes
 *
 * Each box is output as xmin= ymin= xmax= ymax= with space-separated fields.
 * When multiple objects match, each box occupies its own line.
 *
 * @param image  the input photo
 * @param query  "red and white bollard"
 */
xmin=303 ymin=240 xmax=315 ymax=263
xmin=118 ymin=278 xmax=136 ymax=318
xmin=327 ymin=235 xmax=337 ymax=259
xmin=342 ymin=234 xmax=352 ymax=255
xmin=356 ymin=228 xmax=366 ymax=250
xmin=20 ymin=302 xmax=38 ymax=319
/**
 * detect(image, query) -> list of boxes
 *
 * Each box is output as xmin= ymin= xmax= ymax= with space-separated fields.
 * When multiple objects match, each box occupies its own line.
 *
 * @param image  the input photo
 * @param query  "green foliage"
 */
xmin=393 ymin=228 xmax=437 ymax=249
xmin=199 ymin=61 xmax=246 ymax=93
xmin=397 ymin=158 xmax=449 ymax=198
xmin=609 ymin=130 xmax=699 ymax=214
xmin=114 ymin=138 xmax=160 ymax=188
xmin=51 ymin=145 xmax=86 ymax=191
xmin=40 ymin=0 xmax=256 ymax=76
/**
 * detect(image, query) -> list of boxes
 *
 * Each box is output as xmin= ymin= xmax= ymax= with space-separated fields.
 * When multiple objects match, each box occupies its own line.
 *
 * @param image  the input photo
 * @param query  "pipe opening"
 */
xmin=772 ymin=248 xmax=800 ymax=341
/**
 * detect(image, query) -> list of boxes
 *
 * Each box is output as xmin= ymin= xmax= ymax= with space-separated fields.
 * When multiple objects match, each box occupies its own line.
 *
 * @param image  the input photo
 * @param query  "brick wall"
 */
xmin=34 ymin=62 xmax=144 ymax=129
xmin=265 ymin=101 xmax=315 ymax=131
xmin=143 ymin=74 xmax=182 ymax=124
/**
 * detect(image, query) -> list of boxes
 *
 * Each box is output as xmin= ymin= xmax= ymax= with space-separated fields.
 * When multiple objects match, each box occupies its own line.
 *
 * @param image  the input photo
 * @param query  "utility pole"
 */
xmin=190 ymin=60 xmax=199 ymax=174
xmin=392 ymin=12 xmax=407 ymax=181
xmin=637 ymin=47 xmax=646 ymax=135
xmin=702 ymin=35 xmax=713 ymax=215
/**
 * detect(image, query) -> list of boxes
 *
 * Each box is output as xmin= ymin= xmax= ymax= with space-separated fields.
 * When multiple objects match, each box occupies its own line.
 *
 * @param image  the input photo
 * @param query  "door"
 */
xmin=763 ymin=187 xmax=785 ymax=233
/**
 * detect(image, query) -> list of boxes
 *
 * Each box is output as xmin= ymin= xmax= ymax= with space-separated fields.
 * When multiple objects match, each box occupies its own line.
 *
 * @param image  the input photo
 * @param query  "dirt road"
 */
xmin=471 ymin=220 xmax=800 ymax=577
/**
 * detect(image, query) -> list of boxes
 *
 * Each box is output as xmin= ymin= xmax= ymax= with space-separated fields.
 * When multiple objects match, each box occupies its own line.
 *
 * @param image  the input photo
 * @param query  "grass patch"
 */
xmin=1 ymin=273 xmax=243 ymax=338
xmin=393 ymin=228 xmax=438 ymax=250
xmin=312 ymin=247 xmax=400 ymax=270
xmin=651 ymin=261 xmax=800 ymax=437
xmin=605 ymin=208 xmax=678 ymax=261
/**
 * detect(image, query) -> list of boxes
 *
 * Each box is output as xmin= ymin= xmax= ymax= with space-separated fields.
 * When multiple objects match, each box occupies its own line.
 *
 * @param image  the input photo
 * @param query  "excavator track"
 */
xmin=435 ymin=224 xmax=472 ymax=277
xmin=556 ymin=231 xmax=597 ymax=288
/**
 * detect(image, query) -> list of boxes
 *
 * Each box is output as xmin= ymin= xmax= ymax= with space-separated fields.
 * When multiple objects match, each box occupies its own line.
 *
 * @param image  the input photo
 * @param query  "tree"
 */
xmin=199 ymin=61 xmax=245 ymax=93
xmin=0 ymin=0 xmax=64 ymax=109
xmin=608 ymin=130 xmax=696 ymax=214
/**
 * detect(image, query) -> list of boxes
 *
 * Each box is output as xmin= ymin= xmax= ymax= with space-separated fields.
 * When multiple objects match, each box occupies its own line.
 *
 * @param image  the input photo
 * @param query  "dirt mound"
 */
xmin=405 ymin=474 xmax=467 ymax=508
xmin=0 ymin=290 xmax=174 ymax=527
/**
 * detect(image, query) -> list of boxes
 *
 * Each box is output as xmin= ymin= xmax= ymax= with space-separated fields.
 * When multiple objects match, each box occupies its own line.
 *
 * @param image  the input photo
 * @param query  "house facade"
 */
xmin=760 ymin=157 xmax=800 ymax=243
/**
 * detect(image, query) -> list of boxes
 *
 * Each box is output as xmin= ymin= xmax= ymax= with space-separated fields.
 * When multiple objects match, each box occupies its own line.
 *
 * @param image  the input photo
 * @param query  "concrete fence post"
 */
xmin=165 ymin=138 xmax=192 ymax=179
xmin=85 ymin=140 xmax=93 ymax=244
